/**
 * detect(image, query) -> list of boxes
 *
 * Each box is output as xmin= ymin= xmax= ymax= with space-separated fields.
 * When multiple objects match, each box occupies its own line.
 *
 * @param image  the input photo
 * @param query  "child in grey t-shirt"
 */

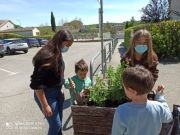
xmin=112 ymin=65 xmax=173 ymax=135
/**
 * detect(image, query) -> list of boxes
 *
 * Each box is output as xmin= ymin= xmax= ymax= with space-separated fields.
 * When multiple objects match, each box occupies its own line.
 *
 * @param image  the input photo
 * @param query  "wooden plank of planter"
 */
xmin=73 ymin=124 xmax=112 ymax=135
xmin=71 ymin=105 xmax=116 ymax=135
xmin=73 ymin=115 xmax=113 ymax=127
xmin=71 ymin=105 xmax=116 ymax=116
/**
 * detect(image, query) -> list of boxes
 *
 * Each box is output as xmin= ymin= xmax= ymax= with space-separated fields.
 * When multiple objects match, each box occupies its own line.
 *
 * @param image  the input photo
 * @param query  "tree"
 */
xmin=70 ymin=19 xmax=83 ymax=29
xmin=124 ymin=17 xmax=135 ymax=29
xmin=125 ymin=21 xmax=129 ymax=29
xmin=14 ymin=24 xmax=22 ymax=28
xmin=130 ymin=17 xmax=135 ymax=25
xmin=63 ymin=19 xmax=83 ymax=30
xmin=51 ymin=11 xmax=56 ymax=32
xmin=141 ymin=0 xmax=169 ymax=22
xmin=104 ymin=21 xmax=111 ymax=32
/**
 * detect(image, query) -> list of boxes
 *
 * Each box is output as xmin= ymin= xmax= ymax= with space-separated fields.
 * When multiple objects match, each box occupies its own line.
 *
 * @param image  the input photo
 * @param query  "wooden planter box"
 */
xmin=71 ymin=105 xmax=115 ymax=135
xmin=71 ymin=105 xmax=172 ymax=135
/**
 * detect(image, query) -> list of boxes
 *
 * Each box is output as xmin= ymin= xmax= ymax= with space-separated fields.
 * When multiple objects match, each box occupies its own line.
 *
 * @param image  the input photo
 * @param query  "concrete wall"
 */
xmin=170 ymin=0 xmax=180 ymax=20
xmin=15 ymin=31 xmax=33 ymax=36
xmin=14 ymin=28 xmax=40 ymax=36
xmin=32 ymin=28 xmax=40 ymax=36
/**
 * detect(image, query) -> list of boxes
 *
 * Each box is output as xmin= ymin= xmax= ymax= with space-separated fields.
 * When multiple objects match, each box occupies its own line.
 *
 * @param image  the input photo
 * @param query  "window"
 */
xmin=36 ymin=32 xmax=40 ymax=35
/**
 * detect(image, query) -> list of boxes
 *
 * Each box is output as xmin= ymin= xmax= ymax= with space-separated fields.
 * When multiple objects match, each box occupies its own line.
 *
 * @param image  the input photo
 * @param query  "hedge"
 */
xmin=124 ymin=21 xmax=180 ymax=59
xmin=0 ymin=33 xmax=53 ymax=40
xmin=0 ymin=33 xmax=24 ymax=39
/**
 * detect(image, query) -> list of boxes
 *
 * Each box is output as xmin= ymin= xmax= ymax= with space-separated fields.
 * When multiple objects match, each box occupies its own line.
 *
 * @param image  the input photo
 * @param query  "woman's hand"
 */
xmin=34 ymin=90 xmax=53 ymax=117
xmin=42 ymin=105 xmax=53 ymax=117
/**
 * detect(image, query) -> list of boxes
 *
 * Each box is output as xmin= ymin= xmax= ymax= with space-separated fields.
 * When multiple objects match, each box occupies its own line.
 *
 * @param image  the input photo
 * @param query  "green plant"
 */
xmin=107 ymin=63 xmax=127 ymax=102
xmin=90 ymin=63 xmax=127 ymax=107
xmin=89 ymin=76 xmax=109 ymax=107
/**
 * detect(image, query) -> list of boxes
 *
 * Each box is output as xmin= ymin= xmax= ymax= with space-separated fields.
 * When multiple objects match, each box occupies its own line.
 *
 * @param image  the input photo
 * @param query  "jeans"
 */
xmin=34 ymin=86 xmax=64 ymax=135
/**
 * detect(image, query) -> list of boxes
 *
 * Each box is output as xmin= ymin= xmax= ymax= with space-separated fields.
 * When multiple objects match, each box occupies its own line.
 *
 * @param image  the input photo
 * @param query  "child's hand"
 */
xmin=70 ymin=81 xmax=75 ymax=90
xmin=126 ymin=58 xmax=131 ymax=64
xmin=68 ymin=78 xmax=75 ymax=90
xmin=156 ymin=84 xmax=165 ymax=95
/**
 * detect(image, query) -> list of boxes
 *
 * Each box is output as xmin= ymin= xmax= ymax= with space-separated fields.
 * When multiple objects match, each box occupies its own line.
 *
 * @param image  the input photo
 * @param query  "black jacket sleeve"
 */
xmin=149 ymin=61 xmax=159 ymax=82
xmin=30 ymin=67 xmax=44 ymax=90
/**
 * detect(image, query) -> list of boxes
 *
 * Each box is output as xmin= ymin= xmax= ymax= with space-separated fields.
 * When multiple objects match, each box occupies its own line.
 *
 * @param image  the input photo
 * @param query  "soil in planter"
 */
xmin=105 ymin=98 xmax=129 ymax=107
xmin=86 ymin=97 xmax=129 ymax=107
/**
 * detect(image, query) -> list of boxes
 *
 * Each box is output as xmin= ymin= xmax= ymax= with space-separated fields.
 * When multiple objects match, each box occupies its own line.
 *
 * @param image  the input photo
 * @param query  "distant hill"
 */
xmin=37 ymin=23 xmax=124 ymax=36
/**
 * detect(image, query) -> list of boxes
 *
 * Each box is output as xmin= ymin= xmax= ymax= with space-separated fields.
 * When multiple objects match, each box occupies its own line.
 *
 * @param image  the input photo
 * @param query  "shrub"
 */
xmin=0 ymin=33 xmax=53 ymax=40
xmin=0 ymin=33 xmax=24 ymax=39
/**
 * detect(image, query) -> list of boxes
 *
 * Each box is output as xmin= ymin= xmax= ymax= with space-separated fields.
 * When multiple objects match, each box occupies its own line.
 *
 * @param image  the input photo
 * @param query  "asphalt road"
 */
xmin=0 ymin=41 xmax=104 ymax=135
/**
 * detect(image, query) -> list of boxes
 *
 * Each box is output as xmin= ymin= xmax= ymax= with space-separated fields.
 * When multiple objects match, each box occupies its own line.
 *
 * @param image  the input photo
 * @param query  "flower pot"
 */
xmin=71 ymin=105 xmax=115 ymax=135
xmin=71 ymin=105 xmax=172 ymax=135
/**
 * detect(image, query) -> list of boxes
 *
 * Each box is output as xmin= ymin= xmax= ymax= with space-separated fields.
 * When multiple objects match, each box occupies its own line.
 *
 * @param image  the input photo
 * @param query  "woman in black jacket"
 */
xmin=30 ymin=30 xmax=73 ymax=135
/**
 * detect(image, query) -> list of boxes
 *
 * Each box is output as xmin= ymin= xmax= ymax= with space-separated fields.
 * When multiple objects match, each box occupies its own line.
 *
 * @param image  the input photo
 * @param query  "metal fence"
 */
xmin=90 ymin=38 xmax=118 ymax=84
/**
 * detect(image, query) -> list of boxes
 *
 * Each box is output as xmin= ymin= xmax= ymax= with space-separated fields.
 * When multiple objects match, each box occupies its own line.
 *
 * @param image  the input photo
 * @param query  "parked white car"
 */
xmin=3 ymin=38 xmax=29 ymax=55
xmin=0 ymin=40 xmax=5 ymax=57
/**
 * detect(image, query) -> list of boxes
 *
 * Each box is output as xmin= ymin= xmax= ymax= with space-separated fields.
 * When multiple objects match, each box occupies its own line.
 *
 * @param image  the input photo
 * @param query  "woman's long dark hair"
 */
xmin=32 ymin=30 xmax=73 ymax=75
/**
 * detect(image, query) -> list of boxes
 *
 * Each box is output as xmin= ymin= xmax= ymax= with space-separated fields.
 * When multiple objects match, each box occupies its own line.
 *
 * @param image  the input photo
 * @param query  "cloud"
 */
xmin=33 ymin=13 xmax=49 ymax=18
xmin=7 ymin=0 xmax=27 ymax=4
xmin=0 ymin=0 xmax=28 ymax=13
xmin=82 ymin=15 xmax=99 ymax=24
xmin=0 ymin=4 xmax=18 ymax=13
xmin=57 ymin=1 xmax=98 ymax=9
xmin=103 ymin=2 xmax=146 ymax=10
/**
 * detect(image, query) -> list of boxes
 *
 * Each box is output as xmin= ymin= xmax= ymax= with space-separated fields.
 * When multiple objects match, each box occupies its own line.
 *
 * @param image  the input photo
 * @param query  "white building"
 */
xmin=0 ymin=20 xmax=15 ymax=31
xmin=0 ymin=27 xmax=40 ymax=36
xmin=169 ymin=0 xmax=180 ymax=20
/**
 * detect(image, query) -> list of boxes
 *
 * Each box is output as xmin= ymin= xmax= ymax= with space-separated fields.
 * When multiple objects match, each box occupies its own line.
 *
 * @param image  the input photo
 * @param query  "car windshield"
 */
xmin=4 ymin=39 xmax=26 ymax=44
xmin=13 ymin=39 xmax=26 ymax=43
xmin=0 ymin=40 xmax=3 ymax=44
xmin=28 ymin=39 xmax=38 ymax=43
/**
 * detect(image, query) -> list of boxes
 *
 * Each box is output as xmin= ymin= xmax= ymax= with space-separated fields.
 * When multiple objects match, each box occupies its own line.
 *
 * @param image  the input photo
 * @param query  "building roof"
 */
xmin=0 ymin=20 xmax=14 ymax=28
xmin=0 ymin=27 xmax=39 ymax=33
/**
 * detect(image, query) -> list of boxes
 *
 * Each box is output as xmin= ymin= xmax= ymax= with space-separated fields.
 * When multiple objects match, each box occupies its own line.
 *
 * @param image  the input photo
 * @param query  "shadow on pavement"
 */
xmin=62 ymin=98 xmax=73 ymax=131
xmin=63 ymin=113 xmax=73 ymax=131
xmin=63 ymin=98 xmax=71 ymax=110
xmin=159 ymin=58 xmax=180 ymax=65
xmin=4 ymin=52 xmax=25 ymax=56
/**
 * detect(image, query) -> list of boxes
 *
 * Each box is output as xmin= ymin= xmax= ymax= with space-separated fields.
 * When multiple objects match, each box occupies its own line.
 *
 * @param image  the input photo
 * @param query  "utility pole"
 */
xmin=98 ymin=0 xmax=104 ymax=77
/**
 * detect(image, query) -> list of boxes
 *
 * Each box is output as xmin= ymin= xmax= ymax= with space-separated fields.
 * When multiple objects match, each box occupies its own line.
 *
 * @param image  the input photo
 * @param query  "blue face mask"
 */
xmin=61 ymin=46 xmax=69 ymax=53
xmin=134 ymin=44 xmax=148 ymax=54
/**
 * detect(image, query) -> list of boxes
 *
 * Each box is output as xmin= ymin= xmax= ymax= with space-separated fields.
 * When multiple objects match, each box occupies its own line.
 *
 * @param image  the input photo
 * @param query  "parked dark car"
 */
xmin=37 ymin=38 xmax=48 ymax=46
xmin=25 ymin=38 xmax=40 ymax=48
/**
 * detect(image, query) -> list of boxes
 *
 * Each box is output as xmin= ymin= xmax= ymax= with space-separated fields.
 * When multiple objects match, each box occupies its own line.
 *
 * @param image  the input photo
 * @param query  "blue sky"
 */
xmin=0 ymin=0 xmax=149 ymax=27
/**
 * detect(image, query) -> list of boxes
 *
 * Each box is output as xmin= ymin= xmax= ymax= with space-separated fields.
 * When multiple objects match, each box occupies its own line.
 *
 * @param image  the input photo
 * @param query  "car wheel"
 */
xmin=24 ymin=50 xmax=28 ymax=53
xmin=7 ymin=48 xmax=12 ymax=55
xmin=0 ymin=54 xmax=4 ymax=58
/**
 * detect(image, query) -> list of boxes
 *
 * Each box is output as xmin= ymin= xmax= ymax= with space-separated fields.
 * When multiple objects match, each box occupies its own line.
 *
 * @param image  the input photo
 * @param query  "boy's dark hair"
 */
xmin=75 ymin=59 xmax=88 ymax=73
xmin=122 ymin=65 xmax=154 ymax=95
